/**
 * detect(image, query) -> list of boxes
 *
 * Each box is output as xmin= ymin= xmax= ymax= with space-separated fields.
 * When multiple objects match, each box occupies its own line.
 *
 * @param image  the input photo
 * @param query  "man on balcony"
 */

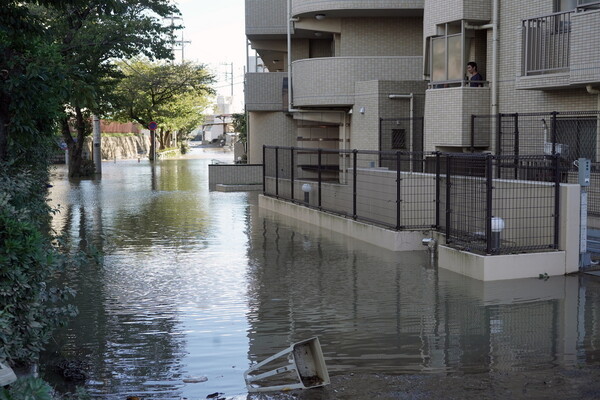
xmin=466 ymin=62 xmax=484 ymax=87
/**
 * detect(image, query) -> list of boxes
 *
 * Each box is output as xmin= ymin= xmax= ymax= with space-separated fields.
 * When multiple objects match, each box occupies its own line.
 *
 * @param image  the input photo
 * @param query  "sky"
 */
xmin=173 ymin=0 xmax=247 ymax=112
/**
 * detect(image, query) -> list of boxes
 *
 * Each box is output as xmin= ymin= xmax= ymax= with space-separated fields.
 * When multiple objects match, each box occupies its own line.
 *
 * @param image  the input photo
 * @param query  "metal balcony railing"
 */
xmin=522 ymin=11 xmax=572 ymax=76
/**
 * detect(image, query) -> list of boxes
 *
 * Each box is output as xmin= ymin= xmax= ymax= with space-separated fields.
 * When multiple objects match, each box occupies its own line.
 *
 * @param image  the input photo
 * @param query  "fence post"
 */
xmin=445 ymin=154 xmax=451 ymax=243
xmin=318 ymin=148 xmax=322 ymax=209
xmin=435 ymin=152 xmax=441 ymax=229
xmin=513 ymin=113 xmax=519 ymax=179
xmin=396 ymin=151 xmax=401 ymax=230
xmin=486 ymin=154 xmax=494 ymax=254
xmin=275 ymin=146 xmax=279 ymax=198
xmin=551 ymin=111 xmax=558 ymax=154
xmin=496 ymin=113 xmax=502 ymax=157
xmin=353 ymin=149 xmax=358 ymax=219
xmin=553 ymin=154 xmax=560 ymax=249
xmin=470 ymin=115 xmax=476 ymax=152
xmin=262 ymin=145 xmax=266 ymax=195
xmin=290 ymin=147 xmax=295 ymax=202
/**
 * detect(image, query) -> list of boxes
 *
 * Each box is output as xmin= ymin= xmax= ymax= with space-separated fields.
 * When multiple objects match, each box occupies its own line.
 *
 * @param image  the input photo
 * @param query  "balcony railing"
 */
xmin=522 ymin=11 xmax=571 ymax=76
xmin=427 ymin=79 xmax=489 ymax=89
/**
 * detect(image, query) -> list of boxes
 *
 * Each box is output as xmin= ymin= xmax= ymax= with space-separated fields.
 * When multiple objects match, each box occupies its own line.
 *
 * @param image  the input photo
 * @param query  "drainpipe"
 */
xmin=388 ymin=94 xmax=414 ymax=152
xmin=287 ymin=0 xmax=301 ymax=113
xmin=491 ymin=0 xmax=499 ymax=117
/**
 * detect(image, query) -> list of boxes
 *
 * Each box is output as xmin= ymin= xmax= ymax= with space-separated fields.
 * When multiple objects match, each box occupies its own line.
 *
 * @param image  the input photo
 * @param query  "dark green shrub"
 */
xmin=0 ymin=167 xmax=77 ymax=366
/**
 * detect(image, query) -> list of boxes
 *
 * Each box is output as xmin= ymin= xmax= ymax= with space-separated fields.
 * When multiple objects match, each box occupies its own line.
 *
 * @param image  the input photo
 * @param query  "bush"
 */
xmin=0 ymin=167 xmax=77 ymax=366
xmin=0 ymin=377 xmax=53 ymax=400
xmin=180 ymin=141 xmax=190 ymax=154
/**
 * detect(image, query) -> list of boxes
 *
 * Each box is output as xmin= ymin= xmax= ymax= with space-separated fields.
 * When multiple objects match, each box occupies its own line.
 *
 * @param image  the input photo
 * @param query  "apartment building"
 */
xmin=245 ymin=0 xmax=427 ymax=169
xmin=245 ymin=0 xmax=600 ymax=162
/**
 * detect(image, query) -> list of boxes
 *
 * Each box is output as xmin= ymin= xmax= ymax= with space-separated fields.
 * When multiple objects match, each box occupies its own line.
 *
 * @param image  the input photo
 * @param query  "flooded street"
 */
xmin=47 ymin=147 xmax=600 ymax=399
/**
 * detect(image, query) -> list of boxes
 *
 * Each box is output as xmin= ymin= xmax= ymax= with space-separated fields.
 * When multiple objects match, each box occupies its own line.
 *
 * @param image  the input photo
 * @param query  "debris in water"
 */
xmin=182 ymin=376 xmax=208 ymax=383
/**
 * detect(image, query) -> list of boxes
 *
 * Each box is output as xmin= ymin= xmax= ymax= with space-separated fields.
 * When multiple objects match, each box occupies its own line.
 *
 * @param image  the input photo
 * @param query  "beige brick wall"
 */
xmin=340 ymin=17 xmax=423 ymax=57
xmin=246 ymin=0 xmax=287 ymax=35
xmin=424 ymin=87 xmax=490 ymax=151
xmin=292 ymin=0 xmax=424 ymax=16
xmin=208 ymin=165 xmax=263 ymax=189
xmin=245 ymin=72 xmax=288 ymax=111
xmin=248 ymin=112 xmax=296 ymax=163
xmin=570 ymin=10 xmax=600 ymax=85
xmin=352 ymin=80 xmax=427 ymax=151
xmin=496 ymin=1 xmax=597 ymax=114
xmin=292 ymin=56 xmax=423 ymax=106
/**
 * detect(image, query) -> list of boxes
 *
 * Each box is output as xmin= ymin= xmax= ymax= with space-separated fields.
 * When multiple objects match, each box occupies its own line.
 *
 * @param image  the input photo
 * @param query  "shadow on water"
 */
xmin=44 ymin=154 xmax=600 ymax=399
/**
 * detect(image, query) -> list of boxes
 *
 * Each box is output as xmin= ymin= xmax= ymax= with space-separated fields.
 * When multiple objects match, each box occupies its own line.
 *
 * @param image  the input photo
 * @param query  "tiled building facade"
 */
xmin=245 ymin=0 xmax=600 ymax=163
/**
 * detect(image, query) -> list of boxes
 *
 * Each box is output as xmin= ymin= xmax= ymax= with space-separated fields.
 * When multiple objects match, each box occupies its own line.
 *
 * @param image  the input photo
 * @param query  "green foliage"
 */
xmin=180 ymin=141 xmax=190 ymax=155
xmin=0 ymin=2 xmax=68 ymax=165
xmin=0 ymin=166 xmax=77 ymax=365
xmin=0 ymin=377 xmax=53 ymax=400
xmin=109 ymin=59 xmax=215 ymax=151
xmin=232 ymin=113 xmax=247 ymax=144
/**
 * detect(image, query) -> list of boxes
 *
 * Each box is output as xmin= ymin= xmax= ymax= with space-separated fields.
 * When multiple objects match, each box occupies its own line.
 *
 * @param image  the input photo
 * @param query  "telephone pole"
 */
xmin=222 ymin=62 xmax=234 ymax=96
xmin=164 ymin=15 xmax=190 ymax=63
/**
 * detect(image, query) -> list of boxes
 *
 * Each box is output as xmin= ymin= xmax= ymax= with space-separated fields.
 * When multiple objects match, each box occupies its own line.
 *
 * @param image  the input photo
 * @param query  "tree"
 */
xmin=110 ymin=60 xmax=215 ymax=159
xmin=232 ymin=112 xmax=247 ymax=144
xmin=41 ymin=0 xmax=181 ymax=176
xmin=0 ymin=1 xmax=68 ymax=166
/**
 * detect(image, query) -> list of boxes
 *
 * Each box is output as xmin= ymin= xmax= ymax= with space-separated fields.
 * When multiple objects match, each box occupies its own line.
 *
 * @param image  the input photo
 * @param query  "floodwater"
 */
xmin=46 ymin=147 xmax=600 ymax=399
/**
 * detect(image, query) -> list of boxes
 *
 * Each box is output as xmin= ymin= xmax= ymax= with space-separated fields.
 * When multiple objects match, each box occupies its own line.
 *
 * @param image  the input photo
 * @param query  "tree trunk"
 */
xmin=62 ymin=108 xmax=90 ymax=177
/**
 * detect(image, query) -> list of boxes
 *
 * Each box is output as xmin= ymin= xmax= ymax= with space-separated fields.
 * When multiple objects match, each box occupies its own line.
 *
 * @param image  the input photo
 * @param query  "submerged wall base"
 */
xmin=259 ymin=194 xmax=578 ymax=281
xmin=437 ymin=245 xmax=567 ymax=281
xmin=259 ymin=195 xmax=428 ymax=252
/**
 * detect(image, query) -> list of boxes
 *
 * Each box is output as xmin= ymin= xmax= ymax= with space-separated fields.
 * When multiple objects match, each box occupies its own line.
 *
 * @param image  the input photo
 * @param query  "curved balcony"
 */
xmin=246 ymin=0 xmax=287 ymax=37
xmin=292 ymin=56 xmax=423 ymax=107
xmin=245 ymin=72 xmax=288 ymax=112
xmin=292 ymin=0 xmax=424 ymax=18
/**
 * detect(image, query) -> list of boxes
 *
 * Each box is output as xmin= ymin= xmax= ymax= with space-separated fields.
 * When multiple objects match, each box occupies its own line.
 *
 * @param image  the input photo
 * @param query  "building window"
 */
xmin=391 ymin=129 xmax=407 ymax=150
xmin=430 ymin=22 xmax=464 ymax=84
xmin=556 ymin=0 xmax=577 ymax=11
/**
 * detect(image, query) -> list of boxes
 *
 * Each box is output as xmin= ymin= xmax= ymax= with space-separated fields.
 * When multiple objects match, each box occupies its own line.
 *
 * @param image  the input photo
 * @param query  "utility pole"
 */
xmin=92 ymin=115 xmax=102 ymax=175
xmin=222 ymin=62 xmax=234 ymax=96
xmin=164 ymin=15 xmax=190 ymax=63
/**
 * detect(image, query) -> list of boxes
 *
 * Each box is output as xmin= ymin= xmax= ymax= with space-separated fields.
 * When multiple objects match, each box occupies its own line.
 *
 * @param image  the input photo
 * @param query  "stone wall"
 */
xmin=84 ymin=135 xmax=150 ymax=160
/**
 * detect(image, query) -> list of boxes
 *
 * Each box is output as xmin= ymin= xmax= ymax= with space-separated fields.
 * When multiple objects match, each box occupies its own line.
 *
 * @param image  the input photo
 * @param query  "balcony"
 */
xmin=292 ymin=0 xmax=424 ymax=17
xmin=517 ymin=6 xmax=600 ymax=90
xmin=245 ymin=72 xmax=288 ymax=112
xmin=424 ymin=86 xmax=491 ymax=151
xmin=291 ymin=56 xmax=422 ymax=107
xmin=246 ymin=0 xmax=287 ymax=37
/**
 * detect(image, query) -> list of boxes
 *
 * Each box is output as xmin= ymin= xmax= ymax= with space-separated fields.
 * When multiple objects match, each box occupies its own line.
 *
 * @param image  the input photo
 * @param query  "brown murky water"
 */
xmin=46 ymin=147 xmax=600 ymax=399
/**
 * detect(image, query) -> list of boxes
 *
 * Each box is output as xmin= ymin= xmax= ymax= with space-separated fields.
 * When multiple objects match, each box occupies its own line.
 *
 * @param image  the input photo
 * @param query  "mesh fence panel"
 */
xmin=263 ymin=146 xmax=559 ymax=254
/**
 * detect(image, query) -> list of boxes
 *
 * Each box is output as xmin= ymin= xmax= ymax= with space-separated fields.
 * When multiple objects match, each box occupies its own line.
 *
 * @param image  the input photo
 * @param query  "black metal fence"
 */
xmin=494 ymin=110 xmax=600 ymax=215
xmin=263 ymin=146 xmax=561 ymax=255
xmin=263 ymin=146 xmax=437 ymax=230
xmin=441 ymin=154 xmax=560 ymax=255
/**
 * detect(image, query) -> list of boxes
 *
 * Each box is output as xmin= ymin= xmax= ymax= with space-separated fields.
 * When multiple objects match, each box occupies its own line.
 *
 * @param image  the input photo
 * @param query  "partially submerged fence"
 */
xmin=263 ymin=146 xmax=561 ymax=255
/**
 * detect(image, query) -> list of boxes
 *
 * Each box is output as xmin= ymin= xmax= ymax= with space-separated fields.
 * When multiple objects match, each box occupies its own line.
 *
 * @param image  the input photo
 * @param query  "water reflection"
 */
xmin=47 ymin=152 xmax=600 ymax=399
